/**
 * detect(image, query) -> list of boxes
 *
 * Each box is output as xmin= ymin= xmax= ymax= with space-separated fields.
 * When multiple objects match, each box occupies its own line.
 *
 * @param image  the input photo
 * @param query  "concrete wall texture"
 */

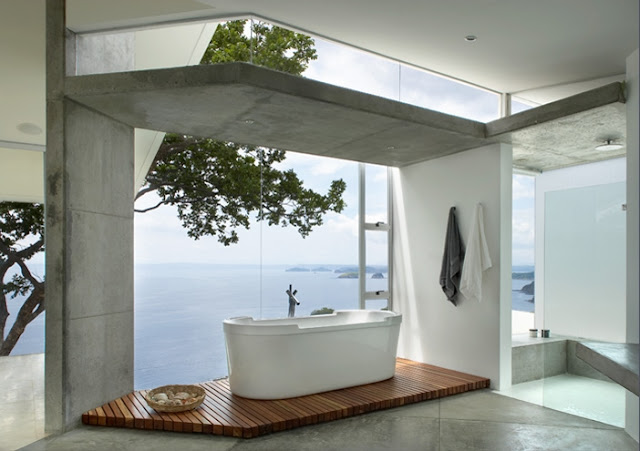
xmin=45 ymin=100 xmax=135 ymax=432
xmin=392 ymin=143 xmax=512 ymax=390
xmin=45 ymin=1 xmax=135 ymax=432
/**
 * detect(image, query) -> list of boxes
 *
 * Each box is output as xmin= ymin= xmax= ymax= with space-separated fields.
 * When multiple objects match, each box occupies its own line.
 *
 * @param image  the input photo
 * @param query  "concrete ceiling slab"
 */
xmin=487 ymin=83 xmax=627 ymax=172
xmin=66 ymin=63 xmax=488 ymax=167
xmin=506 ymin=104 xmax=626 ymax=172
xmin=65 ymin=63 xmax=626 ymax=171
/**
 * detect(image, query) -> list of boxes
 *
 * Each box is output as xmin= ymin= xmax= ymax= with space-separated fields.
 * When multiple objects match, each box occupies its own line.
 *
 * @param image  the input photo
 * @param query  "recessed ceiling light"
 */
xmin=386 ymin=146 xmax=396 ymax=151
xmin=464 ymin=35 xmax=477 ymax=43
xmin=17 ymin=122 xmax=43 ymax=135
xmin=595 ymin=139 xmax=624 ymax=151
xmin=244 ymin=119 xmax=255 ymax=125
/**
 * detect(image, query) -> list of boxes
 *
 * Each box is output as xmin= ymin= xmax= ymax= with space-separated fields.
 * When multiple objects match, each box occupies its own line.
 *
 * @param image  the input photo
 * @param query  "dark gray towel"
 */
xmin=439 ymin=206 xmax=464 ymax=305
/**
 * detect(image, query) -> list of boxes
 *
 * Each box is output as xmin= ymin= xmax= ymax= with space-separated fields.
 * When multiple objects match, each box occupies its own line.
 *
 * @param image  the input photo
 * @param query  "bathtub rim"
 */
xmin=223 ymin=309 xmax=402 ymax=336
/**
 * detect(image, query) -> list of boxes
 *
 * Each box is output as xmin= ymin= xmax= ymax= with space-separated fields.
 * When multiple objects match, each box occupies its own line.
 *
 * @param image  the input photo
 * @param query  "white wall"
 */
xmin=534 ymin=158 xmax=627 ymax=340
xmin=0 ymin=148 xmax=43 ymax=202
xmin=625 ymin=48 xmax=639 ymax=443
xmin=392 ymin=143 xmax=512 ymax=389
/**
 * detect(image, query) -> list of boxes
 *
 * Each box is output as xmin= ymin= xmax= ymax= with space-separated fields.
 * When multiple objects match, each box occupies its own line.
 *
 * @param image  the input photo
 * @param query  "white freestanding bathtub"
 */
xmin=223 ymin=310 xmax=402 ymax=399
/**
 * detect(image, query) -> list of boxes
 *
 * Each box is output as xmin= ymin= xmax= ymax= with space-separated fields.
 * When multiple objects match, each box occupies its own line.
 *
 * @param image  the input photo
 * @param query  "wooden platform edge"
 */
xmin=82 ymin=359 xmax=490 ymax=439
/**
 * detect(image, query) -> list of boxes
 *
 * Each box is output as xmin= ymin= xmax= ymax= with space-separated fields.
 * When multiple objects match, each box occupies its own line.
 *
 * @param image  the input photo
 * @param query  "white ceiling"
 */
xmin=1 ymin=0 xmax=638 ymax=150
xmin=64 ymin=0 xmax=639 ymax=96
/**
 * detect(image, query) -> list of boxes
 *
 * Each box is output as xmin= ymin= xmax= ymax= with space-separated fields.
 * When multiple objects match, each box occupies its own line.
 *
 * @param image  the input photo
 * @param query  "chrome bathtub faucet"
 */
xmin=286 ymin=284 xmax=301 ymax=317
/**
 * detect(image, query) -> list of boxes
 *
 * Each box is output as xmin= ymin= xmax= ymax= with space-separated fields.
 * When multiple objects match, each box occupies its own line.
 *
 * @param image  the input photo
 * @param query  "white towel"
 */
xmin=460 ymin=203 xmax=492 ymax=302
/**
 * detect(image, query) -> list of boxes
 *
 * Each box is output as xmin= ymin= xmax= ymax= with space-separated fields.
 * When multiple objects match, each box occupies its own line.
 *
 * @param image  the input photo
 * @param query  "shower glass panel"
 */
xmin=542 ymin=181 xmax=626 ymax=426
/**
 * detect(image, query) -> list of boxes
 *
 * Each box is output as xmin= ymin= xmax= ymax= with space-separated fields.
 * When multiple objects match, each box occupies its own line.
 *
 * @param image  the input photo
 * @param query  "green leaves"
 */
xmin=2 ymin=275 xmax=32 ymax=298
xmin=0 ymin=203 xmax=44 ymax=250
xmin=310 ymin=307 xmax=335 ymax=315
xmin=201 ymin=20 xmax=317 ymax=74
xmin=139 ymin=135 xmax=346 ymax=244
xmin=137 ymin=20 xmax=346 ymax=245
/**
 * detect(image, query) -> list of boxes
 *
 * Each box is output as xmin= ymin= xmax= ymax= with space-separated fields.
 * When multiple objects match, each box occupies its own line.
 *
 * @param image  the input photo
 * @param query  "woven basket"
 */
xmin=144 ymin=384 xmax=206 ymax=413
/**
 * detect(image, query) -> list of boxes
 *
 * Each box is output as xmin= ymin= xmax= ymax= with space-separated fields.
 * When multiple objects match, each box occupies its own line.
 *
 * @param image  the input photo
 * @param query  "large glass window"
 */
xmin=260 ymin=153 xmax=360 ymax=318
xmin=399 ymin=65 xmax=500 ymax=122
xmin=511 ymin=173 xmax=535 ymax=334
xmin=511 ymin=97 xmax=536 ymax=114
xmin=360 ymin=164 xmax=392 ymax=310
xmin=303 ymin=39 xmax=401 ymax=101
xmin=130 ymin=17 xmax=509 ymax=389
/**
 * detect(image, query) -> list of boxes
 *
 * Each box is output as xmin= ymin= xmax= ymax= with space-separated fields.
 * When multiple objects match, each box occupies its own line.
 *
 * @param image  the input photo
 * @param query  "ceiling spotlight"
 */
xmin=464 ymin=35 xmax=477 ymax=42
xmin=244 ymin=119 xmax=255 ymax=125
xmin=17 ymin=122 xmax=43 ymax=135
xmin=386 ymin=146 xmax=396 ymax=151
xmin=595 ymin=139 xmax=624 ymax=151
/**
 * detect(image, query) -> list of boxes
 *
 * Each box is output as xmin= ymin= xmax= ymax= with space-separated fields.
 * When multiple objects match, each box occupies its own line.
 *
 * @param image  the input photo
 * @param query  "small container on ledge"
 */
xmin=529 ymin=328 xmax=538 ymax=338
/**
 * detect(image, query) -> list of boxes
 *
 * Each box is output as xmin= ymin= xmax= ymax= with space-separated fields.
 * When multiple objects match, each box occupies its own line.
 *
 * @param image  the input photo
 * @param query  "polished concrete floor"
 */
xmin=16 ymin=390 xmax=639 ymax=451
xmin=3 ymin=354 xmax=638 ymax=451
xmin=0 ymin=354 xmax=44 ymax=451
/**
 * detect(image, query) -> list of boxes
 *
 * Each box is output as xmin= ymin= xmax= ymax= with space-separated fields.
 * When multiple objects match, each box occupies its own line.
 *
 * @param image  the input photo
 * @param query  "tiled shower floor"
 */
xmin=496 ymin=373 xmax=626 ymax=427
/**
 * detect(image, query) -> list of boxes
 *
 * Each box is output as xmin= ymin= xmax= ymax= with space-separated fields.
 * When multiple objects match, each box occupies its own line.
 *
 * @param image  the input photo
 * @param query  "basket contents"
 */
xmin=151 ymin=390 xmax=199 ymax=406
xmin=144 ymin=384 xmax=206 ymax=412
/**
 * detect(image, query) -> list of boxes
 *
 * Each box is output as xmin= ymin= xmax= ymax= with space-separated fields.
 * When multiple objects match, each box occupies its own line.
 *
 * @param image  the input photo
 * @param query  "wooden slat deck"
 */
xmin=82 ymin=358 xmax=489 ymax=438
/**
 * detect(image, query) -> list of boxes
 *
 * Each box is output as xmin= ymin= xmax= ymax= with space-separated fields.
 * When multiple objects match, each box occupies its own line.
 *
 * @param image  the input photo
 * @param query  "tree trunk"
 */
xmin=0 ymin=283 xmax=45 ymax=356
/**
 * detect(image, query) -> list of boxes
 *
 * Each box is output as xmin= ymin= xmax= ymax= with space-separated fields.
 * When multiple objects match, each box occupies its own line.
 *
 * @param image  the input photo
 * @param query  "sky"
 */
xmin=133 ymin=30 xmax=535 ymax=267
xmin=512 ymin=174 xmax=535 ymax=266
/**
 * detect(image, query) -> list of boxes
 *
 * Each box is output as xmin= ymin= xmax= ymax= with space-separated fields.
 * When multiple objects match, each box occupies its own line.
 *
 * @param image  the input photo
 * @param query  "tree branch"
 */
xmin=134 ymin=186 xmax=158 ymax=201
xmin=134 ymin=201 xmax=165 ymax=214
xmin=0 ymin=239 xmax=43 ymax=272
xmin=0 ymin=291 xmax=8 ymax=342
xmin=15 ymin=238 xmax=44 ymax=261
xmin=16 ymin=259 xmax=41 ymax=286
xmin=0 ymin=283 xmax=44 ymax=356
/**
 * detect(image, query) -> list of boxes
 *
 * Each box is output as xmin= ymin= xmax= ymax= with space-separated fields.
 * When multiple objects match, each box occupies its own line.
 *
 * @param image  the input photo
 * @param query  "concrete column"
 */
xmin=45 ymin=1 xmax=135 ymax=432
xmin=45 ymin=0 xmax=66 ymax=434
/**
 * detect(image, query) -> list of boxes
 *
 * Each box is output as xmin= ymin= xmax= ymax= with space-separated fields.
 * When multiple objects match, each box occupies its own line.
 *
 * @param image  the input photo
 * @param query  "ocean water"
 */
xmin=512 ymin=265 xmax=535 ymax=313
xmin=6 ymin=263 xmax=533 ymax=389
xmin=133 ymin=263 xmax=387 ymax=389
